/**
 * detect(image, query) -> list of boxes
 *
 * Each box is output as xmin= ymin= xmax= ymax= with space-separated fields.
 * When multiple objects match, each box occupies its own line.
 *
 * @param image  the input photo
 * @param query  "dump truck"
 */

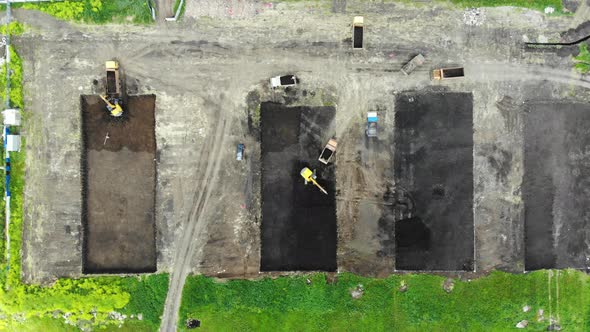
xmin=401 ymin=54 xmax=425 ymax=76
xmin=105 ymin=61 xmax=121 ymax=97
xmin=318 ymin=138 xmax=337 ymax=165
xmin=352 ymin=16 xmax=364 ymax=49
xmin=270 ymin=75 xmax=298 ymax=88
xmin=366 ymin=112 xmax=378 ymax=138
xmin=102 ymin=61 xmax=124 ymax=117
xmin=432 ymin=67 xmax=464 ymax=80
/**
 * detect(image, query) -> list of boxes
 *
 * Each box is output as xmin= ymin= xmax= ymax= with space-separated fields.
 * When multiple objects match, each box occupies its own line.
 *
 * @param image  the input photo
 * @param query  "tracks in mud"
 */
xmin=160 ymin=112 xmax=231 ymax=331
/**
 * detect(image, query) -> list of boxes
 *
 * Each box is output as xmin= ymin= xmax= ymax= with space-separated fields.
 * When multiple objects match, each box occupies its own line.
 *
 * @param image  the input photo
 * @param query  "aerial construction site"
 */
xmin=2 ymin=0 xmax=589 ymax=330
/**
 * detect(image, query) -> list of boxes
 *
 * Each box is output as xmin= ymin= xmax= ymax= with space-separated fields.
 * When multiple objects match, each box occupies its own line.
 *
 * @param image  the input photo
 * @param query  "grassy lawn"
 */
xmin=179 ymin=270 xmax=590 ymax=331
xmin=4 ymin=0 xmax=153 ymax=24
xmin=574 ymin=44 xmax=590 ymax=74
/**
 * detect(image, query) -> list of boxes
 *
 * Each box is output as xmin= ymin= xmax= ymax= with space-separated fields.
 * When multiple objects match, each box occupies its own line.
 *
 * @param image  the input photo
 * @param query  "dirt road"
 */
xmin=12 ymin=2 xmax=590 ymax=330
xmin=157 ymin=0 xmax=175 ymax=20
xmin=159 ymin=108 xmax=232 ymax=331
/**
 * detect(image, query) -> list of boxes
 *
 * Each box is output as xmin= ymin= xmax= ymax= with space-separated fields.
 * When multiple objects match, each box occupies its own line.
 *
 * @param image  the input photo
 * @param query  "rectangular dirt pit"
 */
xmin=394 ymin=92 xmax=474 ymax=271
xmin=81 ymin=95 xmax=157 ymax=274
xmin=260 ymin=102 xmax=337 ymax=271
xmin=524 ymin=103 xmax=590 ymax=270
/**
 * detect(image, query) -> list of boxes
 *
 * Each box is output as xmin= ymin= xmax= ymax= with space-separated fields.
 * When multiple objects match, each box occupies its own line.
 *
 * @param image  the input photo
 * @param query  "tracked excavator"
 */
xmin=99 ymin=95 xmax=123 ymax=117
xmin=300 ymin=167 xmax=328 ymax=195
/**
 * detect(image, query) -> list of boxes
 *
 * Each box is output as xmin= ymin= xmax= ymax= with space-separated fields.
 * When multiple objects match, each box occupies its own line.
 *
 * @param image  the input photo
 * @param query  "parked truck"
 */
xmin=431 ymin=67 xmax=464 ymax=80
xmin=105 ymin=60 xmax=121 ymax=97
xmin=270 ymin=75 xmax=298 ymax=88
xmin=366 ymin=112 xmax=378 ymax=138
xmin=352 ymin=16 xmax=364 ymax=49
xmin=401 ymin=54 xmax=425 ymax=75
xmin=318 ymin=138 xmax=337 ymax=165
xmin=103 ymin=61 xmax=123 ymax=117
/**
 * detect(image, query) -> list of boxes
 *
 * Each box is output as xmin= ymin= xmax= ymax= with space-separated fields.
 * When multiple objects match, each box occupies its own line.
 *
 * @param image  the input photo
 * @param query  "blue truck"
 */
xmin=366 ymin=112 xmax=378 ymax=137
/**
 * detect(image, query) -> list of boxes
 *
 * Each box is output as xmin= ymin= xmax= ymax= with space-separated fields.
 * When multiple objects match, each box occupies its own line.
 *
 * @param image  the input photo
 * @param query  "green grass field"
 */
xmin=5 ymin=0 xmax=153 ymax=24
xmin=179 ymin=270 xmax=590 ymax=332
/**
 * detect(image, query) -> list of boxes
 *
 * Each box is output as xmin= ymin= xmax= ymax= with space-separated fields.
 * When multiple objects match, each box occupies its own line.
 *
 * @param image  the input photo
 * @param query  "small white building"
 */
xmin=2 ymin=109 xmax=21 ymax=126
xmin=6 ymin=134 xmax=20 ymax=152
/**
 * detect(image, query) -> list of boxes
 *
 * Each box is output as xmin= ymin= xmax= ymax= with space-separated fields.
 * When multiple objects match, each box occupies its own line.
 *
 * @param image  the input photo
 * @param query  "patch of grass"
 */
xmin=119 ymin=274 xmax=170 ymax=329
xmin=7 ymin=0 xmax=153 ymax=24
xmin=252 ymin=104 xmax=261 ymax=128
xmin=172 ymin=0 xmax=186 ymax=20
xmin=4 ymin=316 xmax=80 ymax=332
xmin=179 ymin=270 xmax=590 ymax=331
xmin=574 ymin=43 xmax=590 ymax=74
xmin=448 ymin=0 xmax=562 ymax=12
xmin=0 ymin=21 xmax=25 ymax=35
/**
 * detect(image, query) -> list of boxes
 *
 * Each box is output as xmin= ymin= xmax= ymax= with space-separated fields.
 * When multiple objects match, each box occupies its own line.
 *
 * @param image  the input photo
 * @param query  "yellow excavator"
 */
xmin=300 ymin=167 xmax=328 ymax=195
xmin=99 ymin=95 xmax=123 ymax=117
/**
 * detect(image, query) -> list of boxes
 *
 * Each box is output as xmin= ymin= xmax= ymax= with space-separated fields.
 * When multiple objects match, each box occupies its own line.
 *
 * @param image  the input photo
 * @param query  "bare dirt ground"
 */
xmin=11 ymin=0 xmax=590 ymax=330
xmin=81 ymin=95 xmax=157 ymax=274
xmin=260 ymin=103 xmax=337 ymax=272
xmin=523 ymin=102 xmax=590 ymax=270
xmin=393 ymin=91 xmax=474 ymax=271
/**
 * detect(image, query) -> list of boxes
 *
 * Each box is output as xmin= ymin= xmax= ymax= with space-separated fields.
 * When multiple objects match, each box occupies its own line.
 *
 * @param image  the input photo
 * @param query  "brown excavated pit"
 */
xmin=81 ymin=95 xmax=157 ymax=274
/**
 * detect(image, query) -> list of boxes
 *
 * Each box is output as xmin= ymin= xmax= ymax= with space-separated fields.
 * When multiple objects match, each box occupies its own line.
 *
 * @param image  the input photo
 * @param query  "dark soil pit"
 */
xmin=394 ymin=92 xmax=474 ymax=271
xmin=260 ymin=102 xmax=337 ymax=271
xmin=81 ymin=95 xmax=157 ymax=274
xmin=524 ymin=103 xmax=590 ymax=270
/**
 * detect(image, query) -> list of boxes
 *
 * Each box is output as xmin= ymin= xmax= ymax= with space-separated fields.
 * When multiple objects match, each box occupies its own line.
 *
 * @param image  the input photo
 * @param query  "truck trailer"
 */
xmin=352 ymin=16 xmax=364 ymax=49
xmin=432 ymin=67 xmax=464 ymax=80
xmin=401 ymin=54 xmax=425 ymax=76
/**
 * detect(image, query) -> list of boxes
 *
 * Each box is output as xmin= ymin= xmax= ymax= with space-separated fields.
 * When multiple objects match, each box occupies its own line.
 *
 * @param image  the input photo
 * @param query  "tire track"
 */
xmin=160 ymin=110 xmax=231 ymax=331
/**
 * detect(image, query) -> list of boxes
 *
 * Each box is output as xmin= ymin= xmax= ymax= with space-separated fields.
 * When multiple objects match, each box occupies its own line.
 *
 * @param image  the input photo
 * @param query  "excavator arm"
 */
xmin=99 ymin=95 xmax=123 ymax=117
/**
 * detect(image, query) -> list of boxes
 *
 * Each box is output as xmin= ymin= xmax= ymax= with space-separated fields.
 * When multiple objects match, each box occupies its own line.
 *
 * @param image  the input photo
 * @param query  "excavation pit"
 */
xmin=260 ymin=102 xmax=337 ymax=272
xmin=524 ymin=102 xmax=590 ymax=270
xmin=81 ymin=95 xmax=157 ymax=274
xmin=393 ymin=92 xmax=474 ymax=271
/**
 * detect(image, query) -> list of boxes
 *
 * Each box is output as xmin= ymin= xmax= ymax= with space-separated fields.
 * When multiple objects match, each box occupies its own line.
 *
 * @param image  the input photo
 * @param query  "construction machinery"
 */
xmin=300 ymin=167 xmax=328 ymax=195
xmin=352 ymin=16 xmax=364 ymax=49
xmin=432 ymin=67 xmax=464 ymax=80
xmin=318 ymin=138 xmax=337 ymax=165
xmin=102 ymin=61 xmax=123 ymax=117
xmin=270 ymin=75 xmax=298 ymax=88
xmin=99 ymin=95 xmax=123 ymax=117
xmin=366 ymin=112 xmax=378 ymax=138
xmin=401 ymin=54 xmax=425 ymax=75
